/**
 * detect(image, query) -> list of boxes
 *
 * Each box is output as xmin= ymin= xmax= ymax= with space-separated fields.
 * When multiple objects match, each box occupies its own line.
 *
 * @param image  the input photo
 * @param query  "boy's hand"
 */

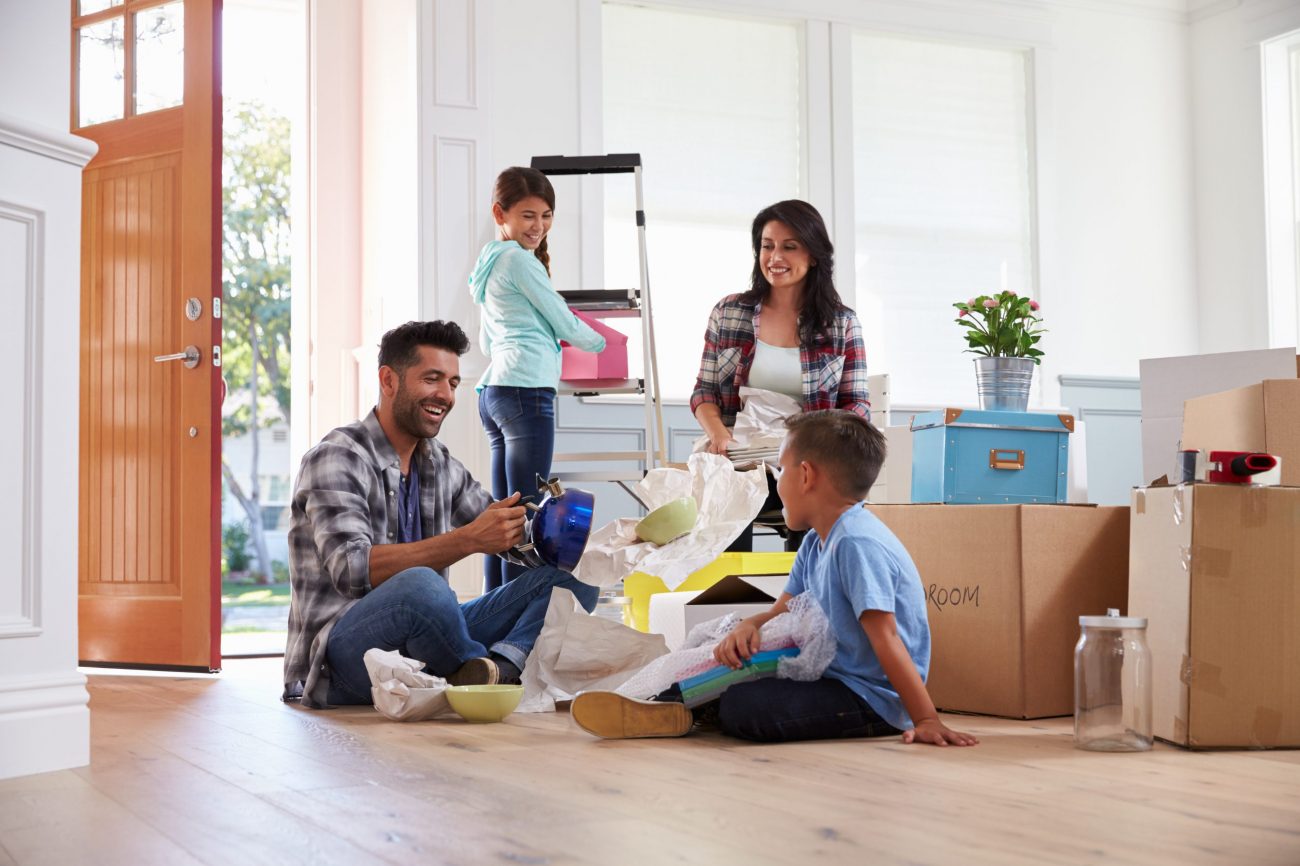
xmin=714 ymin=621 xmax=761 ymax=669
xmin=902 ymin=718 xmax=979 ymax=747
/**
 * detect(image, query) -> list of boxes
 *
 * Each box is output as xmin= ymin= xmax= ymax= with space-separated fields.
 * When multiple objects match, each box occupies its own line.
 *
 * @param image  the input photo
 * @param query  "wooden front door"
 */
xmin=74 ymin=0 xmax=223 ymax=670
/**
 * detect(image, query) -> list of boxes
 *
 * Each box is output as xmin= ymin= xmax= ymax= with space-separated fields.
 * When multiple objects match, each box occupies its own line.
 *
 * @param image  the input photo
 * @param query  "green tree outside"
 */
xmin=222 ymin=101 xmax=292 ymax=584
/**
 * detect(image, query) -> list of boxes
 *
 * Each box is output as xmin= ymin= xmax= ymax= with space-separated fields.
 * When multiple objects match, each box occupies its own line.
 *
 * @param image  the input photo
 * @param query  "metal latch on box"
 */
xmin=989 ymin=449 xmax=1025 ymax=471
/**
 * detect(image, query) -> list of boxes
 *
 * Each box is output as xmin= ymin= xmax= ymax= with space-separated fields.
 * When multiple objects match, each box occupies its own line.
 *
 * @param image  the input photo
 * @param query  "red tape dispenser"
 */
xmin=1206 ymin=451 xmax=1281 ymax=485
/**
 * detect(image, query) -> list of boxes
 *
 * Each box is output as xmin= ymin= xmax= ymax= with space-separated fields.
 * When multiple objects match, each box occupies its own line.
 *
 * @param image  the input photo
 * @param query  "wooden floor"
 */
xmin=1 ymin=659 xmax=1298 ymax=866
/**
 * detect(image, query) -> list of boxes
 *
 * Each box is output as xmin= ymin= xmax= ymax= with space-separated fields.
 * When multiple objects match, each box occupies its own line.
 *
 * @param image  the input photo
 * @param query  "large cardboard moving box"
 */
xmin=1129 ymin=484 xmax=1300 ymax=749
xmin=1182 ymin=379 xmax=1300 ymax=487
xmin=867 ymin=504 xmax=1129 ymax=718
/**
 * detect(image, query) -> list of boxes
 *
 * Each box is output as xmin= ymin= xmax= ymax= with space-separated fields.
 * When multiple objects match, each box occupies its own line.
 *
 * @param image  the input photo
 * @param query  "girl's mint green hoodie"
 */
xmin=469 ymin=240 xmax=606 ymax=391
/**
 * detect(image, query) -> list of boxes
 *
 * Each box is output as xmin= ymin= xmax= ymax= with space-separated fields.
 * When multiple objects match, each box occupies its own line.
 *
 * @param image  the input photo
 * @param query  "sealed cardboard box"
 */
xmin=1137 ymin=348 xmax=1297 ymax=485
xmin=1182 ymin=379 xmax=1300 ymax=487
xmin=866 ymin=503 xmax=1129 ymax=718
xmin=1128 ymin=484 xmax=1300 ymax=749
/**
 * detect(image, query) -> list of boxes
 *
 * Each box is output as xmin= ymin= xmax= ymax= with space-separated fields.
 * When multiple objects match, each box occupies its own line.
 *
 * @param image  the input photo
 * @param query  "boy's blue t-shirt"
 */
xmin=783 ymin=503 xmax=930 ymax=731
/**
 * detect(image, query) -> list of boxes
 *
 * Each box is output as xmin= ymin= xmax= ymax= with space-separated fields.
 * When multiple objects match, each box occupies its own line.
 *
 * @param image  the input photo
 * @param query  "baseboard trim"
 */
xmin=0 ymin=673 xmax=90 ymax=780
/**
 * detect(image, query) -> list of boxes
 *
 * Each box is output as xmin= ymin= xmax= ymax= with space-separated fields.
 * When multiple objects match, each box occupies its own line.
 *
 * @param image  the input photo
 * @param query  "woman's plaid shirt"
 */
xmin=690 ymin=294 xmax=870 ymax=427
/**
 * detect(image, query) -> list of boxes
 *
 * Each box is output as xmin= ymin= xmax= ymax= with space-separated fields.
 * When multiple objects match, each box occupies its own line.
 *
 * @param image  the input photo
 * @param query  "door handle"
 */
xmin=154 ymin=346 xmax=201 ymax=369
xmin=989 ymin=448 xmax=1025 ymax=470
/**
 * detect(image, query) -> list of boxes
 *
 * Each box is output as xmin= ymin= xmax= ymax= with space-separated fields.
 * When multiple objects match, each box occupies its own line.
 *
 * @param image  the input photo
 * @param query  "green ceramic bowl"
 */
xmin=445 ymin=684 xmax=524 ymax=723
xmin=635 ymin=496 xmax=699 ymax=545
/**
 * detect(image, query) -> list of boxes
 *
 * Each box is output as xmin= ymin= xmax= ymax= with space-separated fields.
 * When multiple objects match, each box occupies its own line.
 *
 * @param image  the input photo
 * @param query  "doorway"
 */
xmin=219 ymin=0 xmax=305 ymax=658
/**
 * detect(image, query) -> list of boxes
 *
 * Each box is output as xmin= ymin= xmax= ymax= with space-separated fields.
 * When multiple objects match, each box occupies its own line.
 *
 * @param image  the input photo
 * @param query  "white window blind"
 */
xmin=602 ymin=3 xmax=803 ymax=401
xmin=852 ymin=32 xmax=1034 ymax=407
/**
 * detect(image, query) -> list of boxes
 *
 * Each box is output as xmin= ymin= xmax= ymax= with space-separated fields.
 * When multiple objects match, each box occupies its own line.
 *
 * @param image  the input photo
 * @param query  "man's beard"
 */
xmin=392 ymin=382 xmax=449 ymax=440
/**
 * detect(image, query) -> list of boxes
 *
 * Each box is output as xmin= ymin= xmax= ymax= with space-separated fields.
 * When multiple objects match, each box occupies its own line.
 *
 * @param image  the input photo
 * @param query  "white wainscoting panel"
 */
xmin=433 ymin=0 xmax=477 ymax=108
xmin=0 ymin=115 xmax=95 ymax=780
xmin=0 ymin=202 xmax=41 ymax=638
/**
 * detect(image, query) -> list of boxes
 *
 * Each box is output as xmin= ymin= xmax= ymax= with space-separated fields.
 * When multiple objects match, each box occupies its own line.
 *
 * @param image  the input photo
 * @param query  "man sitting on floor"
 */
xmin=282 ymin=320 xmax=597 ymax=708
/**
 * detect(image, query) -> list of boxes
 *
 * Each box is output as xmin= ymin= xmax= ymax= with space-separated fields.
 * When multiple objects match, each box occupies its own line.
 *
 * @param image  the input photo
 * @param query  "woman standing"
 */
xmin=690 ymin=199 xmax=869 ymax=550
xmin=470 ymin=167 xmax=605 ymax=590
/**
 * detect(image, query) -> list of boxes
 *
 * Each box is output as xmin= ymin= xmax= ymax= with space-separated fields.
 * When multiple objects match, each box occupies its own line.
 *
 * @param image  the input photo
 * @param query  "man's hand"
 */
xmin=463 ymin=492 xmax=526 ymax=554
xmin=714 ymin=620 xmax=761 ymax=669
xmin=902 ymin=717 xmax=979 ymax=747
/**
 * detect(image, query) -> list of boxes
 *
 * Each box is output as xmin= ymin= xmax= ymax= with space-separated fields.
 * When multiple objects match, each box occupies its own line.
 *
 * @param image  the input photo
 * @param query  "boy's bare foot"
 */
xmin=571 ymin=691 xmax=693 ymax=739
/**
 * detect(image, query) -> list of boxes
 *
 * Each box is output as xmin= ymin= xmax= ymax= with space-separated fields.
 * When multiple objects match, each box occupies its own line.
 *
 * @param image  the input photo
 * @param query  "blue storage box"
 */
xmin=910 ymin=408 xmax=1073 ymax=504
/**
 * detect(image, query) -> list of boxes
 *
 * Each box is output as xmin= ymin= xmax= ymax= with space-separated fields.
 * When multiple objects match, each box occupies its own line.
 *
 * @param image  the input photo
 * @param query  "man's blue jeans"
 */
xmin=324 ymin=564 xmax=597 ymax=706
xmin=478 ymin=385 xmax=557 ymax=592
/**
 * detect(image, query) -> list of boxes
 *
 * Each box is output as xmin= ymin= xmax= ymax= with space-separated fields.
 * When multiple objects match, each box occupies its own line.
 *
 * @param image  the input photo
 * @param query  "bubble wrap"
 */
xmin=613 ymin=593 xmax=835 ymax=701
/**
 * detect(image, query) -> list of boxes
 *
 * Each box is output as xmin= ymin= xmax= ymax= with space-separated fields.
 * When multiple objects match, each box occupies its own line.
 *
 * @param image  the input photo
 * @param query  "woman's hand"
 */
xmin=706 ymin=429 xmax=735 ymax=455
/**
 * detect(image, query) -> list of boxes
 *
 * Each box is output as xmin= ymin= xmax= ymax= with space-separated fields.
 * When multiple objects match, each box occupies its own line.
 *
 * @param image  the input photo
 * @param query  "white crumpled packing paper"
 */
xmin=691 ymin=386 xmax=800 ymax=460
xmin=517 ymin=587 xmax=670 ymax=713
xmin=365 ymin=647 xmax=460 ymax=722
xmin=573 ymin=452 xmax=768 ymax=590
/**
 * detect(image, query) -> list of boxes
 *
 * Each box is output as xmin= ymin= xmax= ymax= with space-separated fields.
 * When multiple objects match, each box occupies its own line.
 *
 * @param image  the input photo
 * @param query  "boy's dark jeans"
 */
xmin=660 ymin=677 xmax=902 ymax=743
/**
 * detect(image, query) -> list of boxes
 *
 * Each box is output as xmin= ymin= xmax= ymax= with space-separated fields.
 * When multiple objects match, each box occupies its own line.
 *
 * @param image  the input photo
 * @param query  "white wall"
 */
xmin=0 ymin=0 xmax=68 ymax=131
xmin=1190 ymin=0 xmax=1300 ymax=354
xmin=1042 ymin=3 xmax=1200 ymax=384
xmin=361 ymin=0 xmax=420 ymax=367
xmin=0 ymin=0 xmax=93 ymax=779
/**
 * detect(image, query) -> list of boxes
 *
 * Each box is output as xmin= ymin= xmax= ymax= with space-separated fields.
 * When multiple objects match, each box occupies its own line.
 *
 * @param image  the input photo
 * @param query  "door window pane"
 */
xmin=79 ymin=0 xmax=123 ymax=16
xmin=135 ymin=2 xmax=185 ymax=114
xmin=78 ymin=17 xmax=126 ymax=126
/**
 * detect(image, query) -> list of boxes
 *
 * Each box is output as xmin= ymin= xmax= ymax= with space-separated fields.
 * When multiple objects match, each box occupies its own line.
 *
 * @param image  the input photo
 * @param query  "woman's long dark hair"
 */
xmin=743 ymin=199 xmax=843 ymax=344
xmin=493 ymin=167 xmax=556 ymax=275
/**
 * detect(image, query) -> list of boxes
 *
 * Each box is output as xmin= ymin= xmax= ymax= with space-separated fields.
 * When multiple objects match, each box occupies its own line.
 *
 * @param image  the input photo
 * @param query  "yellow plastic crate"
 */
xmin=622 ymin=551 xmax=796 ymax=632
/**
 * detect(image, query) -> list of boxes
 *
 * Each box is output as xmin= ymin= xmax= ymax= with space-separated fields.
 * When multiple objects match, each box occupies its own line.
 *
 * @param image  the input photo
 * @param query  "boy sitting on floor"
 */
xmin=571 ymin=409 xmax=978 ymax=747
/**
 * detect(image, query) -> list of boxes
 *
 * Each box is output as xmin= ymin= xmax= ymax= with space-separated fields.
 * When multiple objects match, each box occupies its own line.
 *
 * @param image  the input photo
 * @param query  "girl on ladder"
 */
xmin=469 ymin=166 xmax=606 ymax=591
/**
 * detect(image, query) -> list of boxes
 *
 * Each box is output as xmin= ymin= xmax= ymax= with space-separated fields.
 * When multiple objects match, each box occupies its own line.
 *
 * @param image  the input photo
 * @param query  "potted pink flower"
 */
xmin=953 ymin=291 xmax=1045 ymax=411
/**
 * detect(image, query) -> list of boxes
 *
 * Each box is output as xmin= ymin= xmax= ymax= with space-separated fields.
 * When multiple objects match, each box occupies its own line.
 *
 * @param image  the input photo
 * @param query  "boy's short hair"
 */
xmin=783 ymin=410 xmax=887 ymax=499
xmin=378 ymin=320 xmax=471 ymax=373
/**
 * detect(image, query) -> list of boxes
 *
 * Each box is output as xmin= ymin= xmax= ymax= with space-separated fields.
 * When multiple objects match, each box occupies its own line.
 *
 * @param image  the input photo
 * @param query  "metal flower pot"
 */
xmin=974 ymin=356 xmax=1035 ymax=412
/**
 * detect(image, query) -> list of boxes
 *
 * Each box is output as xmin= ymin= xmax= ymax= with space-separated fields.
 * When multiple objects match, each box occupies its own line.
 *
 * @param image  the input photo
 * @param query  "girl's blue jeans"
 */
xmin=478 ymin=385 xmax=557 ymax=592
xmin=324 ymin=565 xmax=597 ymax=706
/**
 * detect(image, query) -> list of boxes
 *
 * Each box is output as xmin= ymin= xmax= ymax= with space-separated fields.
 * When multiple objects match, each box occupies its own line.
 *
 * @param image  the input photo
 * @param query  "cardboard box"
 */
xmin=648 ymin=574 xmax=787 ymax=651
xmin=560 ymin=309 xmax=628 ymax=382
xmin=1138 ymin=348 xmax=1298 ymax=485
xmin=866 ymin=503 xmax=1129 ymax=718
xmin=1182 ymin=379 xmax=1300 ymax=487
xmin=1128 ymin=484 xmax=1300 ymax=749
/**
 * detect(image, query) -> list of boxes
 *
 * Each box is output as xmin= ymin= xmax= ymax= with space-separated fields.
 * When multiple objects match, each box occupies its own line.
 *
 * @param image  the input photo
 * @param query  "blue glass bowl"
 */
xmin=531 ymin=487 xmax=595 ymax=573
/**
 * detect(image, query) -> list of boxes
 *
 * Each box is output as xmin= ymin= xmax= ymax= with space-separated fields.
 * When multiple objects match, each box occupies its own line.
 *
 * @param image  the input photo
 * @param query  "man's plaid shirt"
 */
xmin=282 ymin=409 xmax=492 ymax=706
xmin=690 ymin=294 xmax=871 ymax=427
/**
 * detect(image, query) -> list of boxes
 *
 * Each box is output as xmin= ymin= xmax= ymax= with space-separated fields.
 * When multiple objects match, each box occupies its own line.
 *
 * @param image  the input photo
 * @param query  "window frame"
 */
xmin=586 ymin=0 xmax=1049 ymax=409
xmin=71 ymin=0 xmax=185 ymax=131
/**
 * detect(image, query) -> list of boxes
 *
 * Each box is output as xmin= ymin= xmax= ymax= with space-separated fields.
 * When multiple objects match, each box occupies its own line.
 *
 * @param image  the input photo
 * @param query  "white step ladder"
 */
xmin=531 ymin=153 xmax=667 ymax=483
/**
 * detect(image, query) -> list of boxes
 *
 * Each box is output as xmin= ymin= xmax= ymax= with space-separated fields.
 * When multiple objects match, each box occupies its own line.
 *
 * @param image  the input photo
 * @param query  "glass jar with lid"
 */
xmin=1074 ymin=608 xmax=1152 ymax=751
